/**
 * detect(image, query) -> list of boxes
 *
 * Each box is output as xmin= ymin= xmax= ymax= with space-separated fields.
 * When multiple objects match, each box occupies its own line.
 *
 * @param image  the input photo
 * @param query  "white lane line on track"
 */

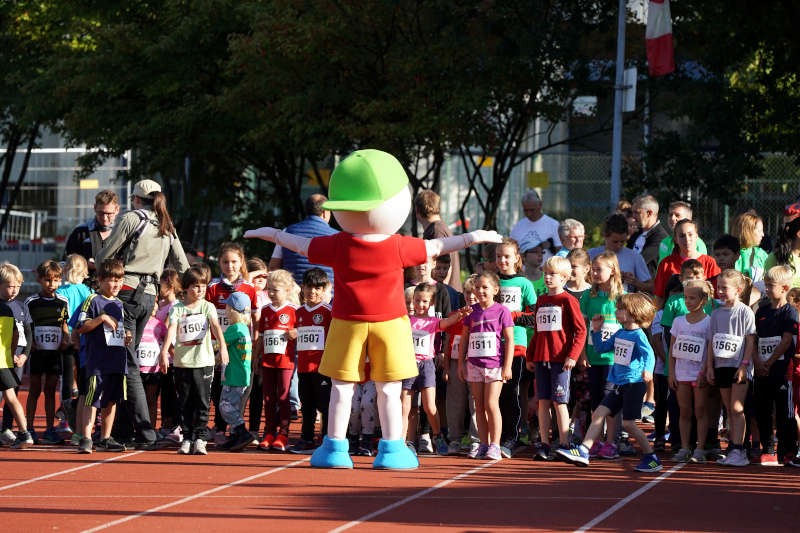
xmin=329 ymin=459 xmax=500 ymax=533
xmin=0 ymin=451 xmax=145 ymax=493
xmin=80 ymin=458 xmax=309 ymax=533
xmin=573 ymin=462 xmax=686 ymax=533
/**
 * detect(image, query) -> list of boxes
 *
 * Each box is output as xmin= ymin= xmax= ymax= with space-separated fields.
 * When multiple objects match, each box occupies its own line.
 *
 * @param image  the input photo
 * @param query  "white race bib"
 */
xmin=263 ymin=329 xmax=288 ymax=354
xmin=467 ymin=331 xmax=497 ymax=358
xmin=34 ymin=326 xmax=61 ymax=350
xmin=177 ymin=314 xmax=208 ymax=344
xmin=499 ymin=286 xmax=522 ymax=312
xmin=672 ymin=335 xmax=706 ymax=362
xmin=613 ymin=338 xmax=635 ymax=366
xmin=589 ymin=322 xmax=620 ymax=347
xmin=450 ymin=335 xmax=461 ymax=360
xmin=757 ymin=336 xmax=782 ymax=362
xmin=412 ymin=328 xmax=432 ymax=358
xmin=712 ymin=333 xmax=743 ymax=359
xmin=216 ymin=308 xmax=231 ymax=333
xmin=137 ymin=341 xmax=160 ymax=367
xmin=103 ymin=322 xmax=126 ymax=347
xmin=15 ymin=321 xmax=26 ymax=347
xmin=536 ymin=306 xmax=562 ymax=332
xmin=297 ymin=326 xmax=325 ymax=352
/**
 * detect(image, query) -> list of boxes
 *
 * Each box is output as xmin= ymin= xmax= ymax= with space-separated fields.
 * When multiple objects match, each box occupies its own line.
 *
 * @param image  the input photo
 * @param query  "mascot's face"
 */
xmin=333 ymin=186 xmax=411 ymax=236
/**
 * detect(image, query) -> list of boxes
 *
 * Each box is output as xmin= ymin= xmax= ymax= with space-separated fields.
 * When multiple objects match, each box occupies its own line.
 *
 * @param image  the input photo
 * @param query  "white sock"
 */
xmin=376 ymin=381 xmax=403 ymax=441
xmin=328 ymin=379 xmax=355 ymax=440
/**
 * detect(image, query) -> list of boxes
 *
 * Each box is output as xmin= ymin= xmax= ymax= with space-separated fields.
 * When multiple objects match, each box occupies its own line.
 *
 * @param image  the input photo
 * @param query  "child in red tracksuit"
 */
xmin=527 ymin=256 xmax=587 ymax=460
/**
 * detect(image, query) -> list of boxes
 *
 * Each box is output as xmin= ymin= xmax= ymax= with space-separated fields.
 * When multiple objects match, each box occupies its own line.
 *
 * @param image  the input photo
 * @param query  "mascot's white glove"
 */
xmin=244 ymin=227 xmax=311 ymax=255
xmin=428 ymin=230 xmax=503 ymax=256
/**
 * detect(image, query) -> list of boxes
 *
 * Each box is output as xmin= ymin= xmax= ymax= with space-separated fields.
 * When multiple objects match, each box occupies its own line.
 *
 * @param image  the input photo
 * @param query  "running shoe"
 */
xmin=467 ymin=443 xmax=486 ymax=459
xmin=178 ymin=439 xmax=193 ymax=455
xmin=164 ymin=426 xmax=184 ymax=444
xmin=70 ymin=433 xmax=83 ymax=446
xmin=78 ymin=437 xmax=93 ymax=454
xmin=193 ymin=439 xmax=208 ymax=455
xmin=689 ymin=448 xmax=706 ymax=463
xmin=784 ymin=452 xmax=800 ymax=468
xmin=214 ymin=431 xmax=228 ymax=446
xmin=447 ymin=440 xmax=462 ymax=456
xmin=556 ymin=444 xmax=589 ymax=466
xmin=618 ymin=440 xmax=636 ymax=456
xmin=640 ymin=415 xmax=654 ymax=424
xmin=228 ymin=429 xmax=256 ymax=453
xmin=11 ymin=431 xmax=33 ymax=450
xmin=258 ymin=433 xmax=275 ymax=451
xmin=634 ymin=453 xmax=663 ymax=473
xmin=485 ymin=443 xmax=502 ymax=460
xmin=271 ymin=434 xmax=288 ymax=451
xmin=289 ymin=439 xmax=316 ymax=454
xmin=406 ymin=441 xmax=418 ymax=456
xmin=96 ymin=437 xmax=126 ymax=452
xmin=500 ymin=439 xmax=516 ymax=459
xmin=533 ymin=443 xmax=553 ymax=461
xmin=588 ymin=441 xmax=603 ymax=457
xmin=39 ymin=427 xmax=63 ymax=445
xmin=418 ymin=433 xmax=434 ymax=455
xmin=653 ymin=439 xmax=666 ymax=452
xmin=0 ymin=428 xmax=16 ymax=446
xmin=725 ymin=448 xmax=750 ymax=467
xmin=672 ymin=447 xmax=692 ymax=463
xmin=598 ymin=442 xmax=619 ymax=459
xmin=435 ymin=434 xmax=449 ymax=456
xmin=354 ymin=438 xmax=373 ymax=457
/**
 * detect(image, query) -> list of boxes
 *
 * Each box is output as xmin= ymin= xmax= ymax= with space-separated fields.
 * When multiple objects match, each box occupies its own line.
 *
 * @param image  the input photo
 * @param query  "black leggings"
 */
xmin=499 ymin=356 xmax=524 ymax=443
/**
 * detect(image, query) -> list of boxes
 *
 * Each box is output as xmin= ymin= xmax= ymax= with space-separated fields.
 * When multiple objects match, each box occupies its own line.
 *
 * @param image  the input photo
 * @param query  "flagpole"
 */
xmin=609 ymin=0 xmax=626 ymax=211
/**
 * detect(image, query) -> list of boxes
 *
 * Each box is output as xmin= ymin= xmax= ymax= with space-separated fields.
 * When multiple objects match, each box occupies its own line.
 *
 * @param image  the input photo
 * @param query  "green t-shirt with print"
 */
xmin=223 ymin=322 xmax=252 ymax=387
xmin=168 ymin=299 xmax=217 ymax=369
xmin=579 ymin=290 xmax=621 ymax=366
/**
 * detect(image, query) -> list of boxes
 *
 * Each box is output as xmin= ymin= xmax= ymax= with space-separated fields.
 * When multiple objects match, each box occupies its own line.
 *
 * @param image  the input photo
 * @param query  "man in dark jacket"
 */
xmin=627 ymin=194 xmax=669 ymax=277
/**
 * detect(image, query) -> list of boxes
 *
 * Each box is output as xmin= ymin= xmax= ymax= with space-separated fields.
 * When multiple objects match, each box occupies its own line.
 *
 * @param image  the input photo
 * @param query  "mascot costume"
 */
xmin=245 ymin=149 xmax=500 ymax=469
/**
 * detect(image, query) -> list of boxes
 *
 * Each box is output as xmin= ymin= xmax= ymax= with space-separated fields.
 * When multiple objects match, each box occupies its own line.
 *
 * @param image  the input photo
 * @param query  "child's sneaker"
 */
xmin=355 ymin=437 xmax=373 ymax=457
xmin=653 ymin=438 xmax=666 ymax=452
xmin=533 ymin=443 xmax=553 ymax=461
xmin=96 ymin=437 xmax=125 ymax=452
xmin=56 ymin=419 xmax=72 ymax=441
xmin=39 ymin=427 xmax=63 ymax=445
xmin=725 ymin=448 xmax=749 ymax=467
xmin=485 ymin=443 xmax=502 ymax=460
xmin=258 ymin=433 xmax=275 ymax=451
xmin=672 ymin=447 xmax=692 ymax=463
xmin=214 ymin=431 xmax=228 ymax=446
xmin=447 ymin=440 xmax=462 ymax=456
xmin=634 ymin=453 xmax=663 ymax=472
xmin=690 ymin=448 xmax=706 ymax=463
xmin=0 ymin=428 xmax=16 ymax=446
xmin=271 ymin=434 xmax=288 ymax=451
xmin=78 ymin=437 xmax=93 ymax=454
xmin=178 ymin=439 xmax=193 ymax=455
xmin=556 ymin=444 xmax=589 ymax=466
xmin=70 ymin=433 xmax=83 ymax=446
xmin=406 ymin=441 xmax=418 ymax=456
xmin=618 ymin=439 xmax=635 ymax=456
xmin=418 ymin=433 xmax=434 ymax=455
xmin=11 ymin=431 xmax=33 ymax=449
xmin=466 ymin=441 xmax=480 ymax=457
xmin=289 ymin=439 xmax=316 ymax=454
xmin=588 ymin=441 xmax=603 ymax=457
xmin=469 ymin=443 xmax=488 ymax=459
xmin=500 ymin=439 xmax=516 ymax=459
xmin=193 ymin=439 xmax=208 ymax=455
xmin=435 ymin=434 xmax=449 ymax=456
xmin=164 ymin=426 xmax=183 ymax=444
xmin=598 ymin=442 xmax=619 ymax=459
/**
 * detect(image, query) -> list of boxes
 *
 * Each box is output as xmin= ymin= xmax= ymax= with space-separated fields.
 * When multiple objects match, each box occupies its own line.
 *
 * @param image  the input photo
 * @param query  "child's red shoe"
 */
xmin=258 ymin=433 xmax=275 ymax=451
xmin=271 ymin=434 xmax=289 ymax=451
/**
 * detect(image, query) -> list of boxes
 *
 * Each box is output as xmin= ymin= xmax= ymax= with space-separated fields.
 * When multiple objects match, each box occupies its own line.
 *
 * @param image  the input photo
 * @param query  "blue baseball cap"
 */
xmin=222 ymin=292 xmax=251 ymax=313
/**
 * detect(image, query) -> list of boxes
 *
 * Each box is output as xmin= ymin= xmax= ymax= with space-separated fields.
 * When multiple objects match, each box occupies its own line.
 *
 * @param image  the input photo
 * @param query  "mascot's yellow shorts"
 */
xmin=319 ymin=315 xmax=419 ymax=382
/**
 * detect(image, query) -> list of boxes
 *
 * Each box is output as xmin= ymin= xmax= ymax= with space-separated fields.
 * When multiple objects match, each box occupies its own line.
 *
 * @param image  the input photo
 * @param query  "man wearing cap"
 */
xmin=96 ymin=179 xmax=189 ymax=448
xmin=510 ymin=190 xmax=561 ymax=262
xmin=246 ymin=149 xmax=501 ymax=470
xmin=63 ymin=190 xmax=121 ymax=272
xmin=269 ymin=194 xmax=337 ymax=286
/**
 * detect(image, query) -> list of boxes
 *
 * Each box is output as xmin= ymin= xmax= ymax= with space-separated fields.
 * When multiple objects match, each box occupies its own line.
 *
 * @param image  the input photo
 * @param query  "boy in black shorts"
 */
xmin=76 ymin=259 xmax=131 ymax=453
xmin=24 ymin=260 xmax=69 ymax=444
xmin=0 ymin=293 xmax=33 ymax=448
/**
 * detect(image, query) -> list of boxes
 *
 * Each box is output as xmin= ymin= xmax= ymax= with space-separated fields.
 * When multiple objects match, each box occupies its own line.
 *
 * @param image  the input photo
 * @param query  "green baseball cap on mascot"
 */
xmin=322 ymin=149 xmax=409 ymax=212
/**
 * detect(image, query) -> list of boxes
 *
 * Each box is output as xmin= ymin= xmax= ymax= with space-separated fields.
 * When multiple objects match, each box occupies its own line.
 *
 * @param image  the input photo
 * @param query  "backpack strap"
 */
xmin=115 ymin=210 xmax=150 ymax=262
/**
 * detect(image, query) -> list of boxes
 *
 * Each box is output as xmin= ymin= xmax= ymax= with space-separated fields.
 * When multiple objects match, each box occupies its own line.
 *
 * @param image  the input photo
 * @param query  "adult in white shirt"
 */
xmin=510 ymin=189 xmax=561 ymax=261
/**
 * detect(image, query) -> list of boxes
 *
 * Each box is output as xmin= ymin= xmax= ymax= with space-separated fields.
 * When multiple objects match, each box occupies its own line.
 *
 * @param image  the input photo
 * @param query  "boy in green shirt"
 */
xmin=218 ymin=292 xmax=253 ymax=452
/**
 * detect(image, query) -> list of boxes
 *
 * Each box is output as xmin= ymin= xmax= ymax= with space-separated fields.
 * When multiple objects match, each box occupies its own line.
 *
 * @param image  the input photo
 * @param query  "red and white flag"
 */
xmin=646 ymin=0 xmax=675 ymax=76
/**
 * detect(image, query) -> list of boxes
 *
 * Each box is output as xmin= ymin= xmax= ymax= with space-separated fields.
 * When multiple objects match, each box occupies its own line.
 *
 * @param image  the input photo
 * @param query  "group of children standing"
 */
xmin=2 ymin=219 xmax=799 ymax=473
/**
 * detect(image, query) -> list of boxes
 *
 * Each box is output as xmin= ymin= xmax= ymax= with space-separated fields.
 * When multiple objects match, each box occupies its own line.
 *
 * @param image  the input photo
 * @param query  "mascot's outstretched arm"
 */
xmin=244 ymin=227 xmax=310 ymax=256
xmin=426 ymin=230 xmax=502 ymax=258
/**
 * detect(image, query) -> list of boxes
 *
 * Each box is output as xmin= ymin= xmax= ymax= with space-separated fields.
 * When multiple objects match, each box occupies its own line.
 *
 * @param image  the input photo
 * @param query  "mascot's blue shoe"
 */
xmin=372 ymin=439 xmax=419 ymax=470
xmin=310 ymin=436 xmax=353 ymax=469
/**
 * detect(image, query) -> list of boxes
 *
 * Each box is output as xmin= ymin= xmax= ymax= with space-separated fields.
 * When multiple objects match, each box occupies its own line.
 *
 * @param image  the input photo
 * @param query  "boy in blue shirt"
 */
xmin=76 ymin=259 xmax=131 ymax=453
xmin=557 ymin=293 xmax=661 ymax=472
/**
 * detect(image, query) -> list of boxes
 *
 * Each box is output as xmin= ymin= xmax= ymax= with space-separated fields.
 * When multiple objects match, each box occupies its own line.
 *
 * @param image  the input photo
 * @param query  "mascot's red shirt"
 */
xmin=308 ymin=233 xmax=427 ymax=322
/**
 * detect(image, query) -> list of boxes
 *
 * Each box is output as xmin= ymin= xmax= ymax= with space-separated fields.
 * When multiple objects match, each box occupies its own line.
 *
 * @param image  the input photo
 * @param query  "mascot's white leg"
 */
xmin=372 ymin=380 xmax=419 ymax=470
xmin=310 ymin=379 xmax=355 ymax=468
